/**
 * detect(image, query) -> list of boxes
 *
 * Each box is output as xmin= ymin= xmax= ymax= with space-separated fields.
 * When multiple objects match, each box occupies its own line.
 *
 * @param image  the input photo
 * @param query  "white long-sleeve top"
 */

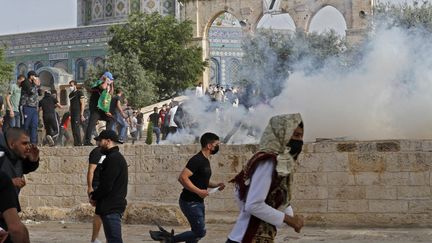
xmin=228 ymin=160 xmax=292 ymax=242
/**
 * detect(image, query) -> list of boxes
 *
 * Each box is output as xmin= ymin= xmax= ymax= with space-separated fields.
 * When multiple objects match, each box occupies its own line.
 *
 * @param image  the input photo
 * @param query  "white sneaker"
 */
xmin=46 ymin=135 xmax=55 ymax=146
xmin=91 ymin=239 xmax=102 ymax=243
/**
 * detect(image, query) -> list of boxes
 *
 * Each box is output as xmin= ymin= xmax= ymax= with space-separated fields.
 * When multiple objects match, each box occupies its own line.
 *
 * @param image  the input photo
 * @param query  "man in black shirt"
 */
xmin=147 ymin=107 xmax=161 ymax=144
xmin=69 ymin=80 xmax=85 ymax=146
xmin=20 ymin=71 xmax=41 ymax=144
xmin=84 ymin=72 xmax=114 ymax=146
xmin=89 ymin=130 xmax=127 ymax=243
xmin=0 ymin=127 xmax=40 ymax=195
xmin=87 ymin=145 xmax=105 ymax=243
xmin=39 ymin=90 xmax=63 ymax=146
xmin=150 ymin=132 xmax=225 ymax=242
xmin=0 ymin=172 xmax=30 ymax=243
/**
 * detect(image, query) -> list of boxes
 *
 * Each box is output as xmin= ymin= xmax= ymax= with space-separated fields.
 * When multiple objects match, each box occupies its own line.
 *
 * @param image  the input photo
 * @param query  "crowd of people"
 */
xmin=0 ymin=70 xmax=305 ymax=243
xmin=0 ymin=71 xmax=145 ymax=147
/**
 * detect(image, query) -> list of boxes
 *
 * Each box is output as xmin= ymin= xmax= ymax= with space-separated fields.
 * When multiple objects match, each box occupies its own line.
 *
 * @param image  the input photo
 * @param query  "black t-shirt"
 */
xmin=69 ymin=90 xmax=84 ymax=114
xmin=149 ymin=112 xmax=159 ymax=127
xmin=38 ymin=95 xmax=58 ymax=116
xmin=136 ymin=113 xmax=144 ymax=125
xmin=180 ymin=151 xmax=211 ymax=202
xmin=109 ymin=95 xmax=120 ymax=114
xmin=89 ymin=147 xmax=105 ymax=186
xmin=89 ymin=89 xmax=101 ymax=112
xmin=0 ymin=172 xmax=20 ymax=214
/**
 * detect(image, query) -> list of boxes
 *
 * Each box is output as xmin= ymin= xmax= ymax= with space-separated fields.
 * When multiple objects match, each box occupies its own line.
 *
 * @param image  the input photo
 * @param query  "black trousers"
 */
xmin=43 ymin=113 xmax=59 ymax=139
xmin=84 ymin=109 xmax=113 ymax=144
xmin=70 ymin=113 xmax=82 ymax=146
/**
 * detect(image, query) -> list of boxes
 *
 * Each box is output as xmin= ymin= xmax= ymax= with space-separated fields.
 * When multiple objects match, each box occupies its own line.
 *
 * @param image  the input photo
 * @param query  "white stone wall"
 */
xmin=19 ymin=141 xmax=432 ymax=226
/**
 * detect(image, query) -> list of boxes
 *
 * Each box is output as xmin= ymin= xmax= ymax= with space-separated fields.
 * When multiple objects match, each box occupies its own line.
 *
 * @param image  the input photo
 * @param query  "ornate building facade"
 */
xmin=0 ymin=0 xmax=372 ymax=96
xmin=0 ymin=0 xmax=178 ymax=100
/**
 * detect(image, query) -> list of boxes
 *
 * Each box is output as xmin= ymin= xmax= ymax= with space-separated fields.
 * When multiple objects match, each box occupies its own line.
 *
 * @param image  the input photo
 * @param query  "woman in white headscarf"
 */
xmin=227 ymin=113 xmax=305 ymax=243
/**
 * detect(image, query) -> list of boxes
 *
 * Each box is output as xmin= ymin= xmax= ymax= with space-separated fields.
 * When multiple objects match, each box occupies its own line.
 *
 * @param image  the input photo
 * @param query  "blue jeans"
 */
xmin=153 ymin=126 xmax=161 ymax=144
xmin=173 ymin=199 xmax=206 ymax=243
xmin=3 ymin=110 xmax=20 ymax=130
xmin=22 ymin=106 xmax=38 ymax=144
xmin=108 ymin=112 xmax=128 ymax=141
xmin=101 ymin=213 xmax=123 ymax=243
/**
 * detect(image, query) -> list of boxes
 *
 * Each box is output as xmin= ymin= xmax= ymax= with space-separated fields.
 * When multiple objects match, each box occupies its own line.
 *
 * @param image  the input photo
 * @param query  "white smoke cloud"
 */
xmin=164 ymin=25 xmax=432 ymax=144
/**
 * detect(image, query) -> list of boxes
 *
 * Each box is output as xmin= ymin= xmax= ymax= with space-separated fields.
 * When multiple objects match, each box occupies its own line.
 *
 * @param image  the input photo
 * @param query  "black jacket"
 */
xmin=91 ymin=146 xmax=128 ymax=216
xmin=0 ymin=133 xmax=39 ymax=195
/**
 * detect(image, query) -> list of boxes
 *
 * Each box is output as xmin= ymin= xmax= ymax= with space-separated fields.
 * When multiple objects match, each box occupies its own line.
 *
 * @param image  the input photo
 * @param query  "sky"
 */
xmin=0 ymin=0 xmax=77 ymax=35
xmin=0 ymin=0 xmax=413 ymax=36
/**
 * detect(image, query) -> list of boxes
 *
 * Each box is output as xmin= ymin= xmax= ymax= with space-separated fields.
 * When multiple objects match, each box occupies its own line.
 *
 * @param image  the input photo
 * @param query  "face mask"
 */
xmin=287 ymin=139 xmax=303 ymax=160
xmin=211 ymin=145 xmax=219 ymax=155
xmin=69 ymin=86 xmax=75 ymax=92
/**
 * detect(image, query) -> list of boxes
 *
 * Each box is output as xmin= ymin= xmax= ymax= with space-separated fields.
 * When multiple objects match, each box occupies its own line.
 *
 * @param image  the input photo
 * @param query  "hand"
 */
xmin=9 ymin=111 xmax=14 ymax=118
xmin=11 ymin=177 xmax=26 ymax=189
xmin=197 ymin=189 xmax=209 ymax=199
xmin=217 ymin=183 xmax=226 ymax=191
xmin=106 ymin=112 xmax=113 ymax=118
xmin=285 ymin=214 xmax=304 ymax=233
xmin=0 ymin=228 xmax=8 ymax=243
xmin=80 ymin=115 xmax=86 ymax=122
xmin=89 ymin=199 xmax=96 ymax=207
xmin=26 ymin=144 xmax=39 ymax=162
xmin=87 ymin=188 xmax=93 ymax=197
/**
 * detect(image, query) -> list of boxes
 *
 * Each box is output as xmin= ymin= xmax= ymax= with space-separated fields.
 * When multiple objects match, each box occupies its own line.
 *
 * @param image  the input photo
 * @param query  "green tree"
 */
xmin=108 ymin=12 xmax=206 ymax=100
xmin=374 ymin=1 xmax=432 ymax=31
xmin=84 ymin=53 xmax=157 ymax=108
xmin=239 ymin=29 xmax=346 ymax=102
xmin=0 ymin=47 xmax=14 ymax=93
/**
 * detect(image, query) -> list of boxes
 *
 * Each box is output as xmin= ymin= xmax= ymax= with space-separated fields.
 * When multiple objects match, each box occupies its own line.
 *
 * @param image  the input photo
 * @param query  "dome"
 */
xmin=78 ymin=0 xmax=177 ymax=26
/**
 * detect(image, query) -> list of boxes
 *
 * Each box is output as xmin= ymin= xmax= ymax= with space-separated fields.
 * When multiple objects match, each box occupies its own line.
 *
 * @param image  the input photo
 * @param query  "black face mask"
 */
xmin=287 ymin=139 xmax=303 ymax=160
xmin=211 ymin=145 xmax=219 ymax=155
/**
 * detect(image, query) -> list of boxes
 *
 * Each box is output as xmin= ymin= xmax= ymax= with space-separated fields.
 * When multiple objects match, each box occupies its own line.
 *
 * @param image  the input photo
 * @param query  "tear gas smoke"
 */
xmin=164 ymin=25 xmax=432 ymax=144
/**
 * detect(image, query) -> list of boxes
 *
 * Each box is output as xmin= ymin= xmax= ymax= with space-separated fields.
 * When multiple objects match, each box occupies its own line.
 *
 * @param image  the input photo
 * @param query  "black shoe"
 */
xmin=83 ymin=142 xmax=94 ymax=146
xmin=149 ymin=230 xmax=174 ymax=242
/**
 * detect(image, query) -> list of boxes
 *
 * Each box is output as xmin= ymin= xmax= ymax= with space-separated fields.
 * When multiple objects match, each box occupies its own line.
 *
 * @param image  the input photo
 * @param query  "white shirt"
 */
xmin=228 ymin=160 xmax=291 ymax=242
xmin=168 ymin=105 xmax=178 ymax=127
xmin=130 ymin=117 xmax=137 ymax=132
xmin=195 ymin=86 xmax=203 ymax=97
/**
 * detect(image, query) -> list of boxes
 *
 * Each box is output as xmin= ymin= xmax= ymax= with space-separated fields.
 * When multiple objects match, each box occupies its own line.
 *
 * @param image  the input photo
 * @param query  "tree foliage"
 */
xmin=0 ymin=47 xmax=14 ymax=93
xmin=84 ymin=53 xmax=157 ymax=109
xmin=108 ymin=12 xmax=206 ymax=100
xmin=239 ymin=29 xmax=346 ymax=102
xmin=374 ymin=1 xmax=432 ymax=31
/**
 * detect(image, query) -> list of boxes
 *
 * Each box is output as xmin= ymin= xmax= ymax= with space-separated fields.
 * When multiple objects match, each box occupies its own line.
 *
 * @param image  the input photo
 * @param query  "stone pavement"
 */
xmin=27 ymin=221 xmax=432 ymax=242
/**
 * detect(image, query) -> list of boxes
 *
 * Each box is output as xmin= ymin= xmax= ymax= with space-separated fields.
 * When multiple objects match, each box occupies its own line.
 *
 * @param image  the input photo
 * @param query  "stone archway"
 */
xmin=36 ymin=67 xmax=73 ymax=90
xmin=180 ymin=0 xmax=373 ymax=87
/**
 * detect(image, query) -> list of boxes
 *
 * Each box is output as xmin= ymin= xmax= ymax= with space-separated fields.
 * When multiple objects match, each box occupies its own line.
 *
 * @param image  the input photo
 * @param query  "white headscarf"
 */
xmin=258 ymin=113 xmax=303 ymax=176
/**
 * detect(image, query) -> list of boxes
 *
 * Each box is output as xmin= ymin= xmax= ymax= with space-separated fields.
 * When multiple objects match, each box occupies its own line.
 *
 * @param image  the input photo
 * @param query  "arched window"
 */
xmin=94 ymin=57 xmax=105 ymax=69
xmin=226 ymin=58 xmax=240 ymax=85
xmin=17 ymin=63 xmax=27 ymax=76
xmin=34 ymin=61 xmax=44 ymax=71
xmin=210 ymin=58 xmax=220 ymax=85
xmin=257 ymin=13 xmax=296 ymax=31
xmin=309 ymin=6 xmax=347 ymax=36
xmin=75 ymin=59 xmax=87 ymax=81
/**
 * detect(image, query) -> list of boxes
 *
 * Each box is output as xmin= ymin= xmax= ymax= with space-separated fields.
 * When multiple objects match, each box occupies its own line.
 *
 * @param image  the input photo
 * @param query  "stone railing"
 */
xmin=19 ymin=141 xmax=432 ymax=226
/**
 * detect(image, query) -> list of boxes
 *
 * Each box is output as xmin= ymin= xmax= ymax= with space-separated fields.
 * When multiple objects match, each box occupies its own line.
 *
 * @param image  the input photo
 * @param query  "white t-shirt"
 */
xmin=227 ymin=160 xmax=292 ymax=242
xmin=130 ymin=117 xmax=137 ymax=132
xmin=168 ymin=105 xmax=178 ymax=127
xmin=195 ymin=86 xmax=203 ymax=97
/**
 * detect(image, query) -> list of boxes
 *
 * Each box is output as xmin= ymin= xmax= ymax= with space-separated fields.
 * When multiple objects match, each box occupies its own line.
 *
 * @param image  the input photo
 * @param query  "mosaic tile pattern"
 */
xmin=105 ymin=0 xmax=114 ymax=17
xmin=115 ymin=0 xmax=128 ymax=17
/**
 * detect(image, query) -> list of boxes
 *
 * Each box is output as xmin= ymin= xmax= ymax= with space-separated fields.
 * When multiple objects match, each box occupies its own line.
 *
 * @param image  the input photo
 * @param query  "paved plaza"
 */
xmin=27 ymin=221 xmax=432 ymax=242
